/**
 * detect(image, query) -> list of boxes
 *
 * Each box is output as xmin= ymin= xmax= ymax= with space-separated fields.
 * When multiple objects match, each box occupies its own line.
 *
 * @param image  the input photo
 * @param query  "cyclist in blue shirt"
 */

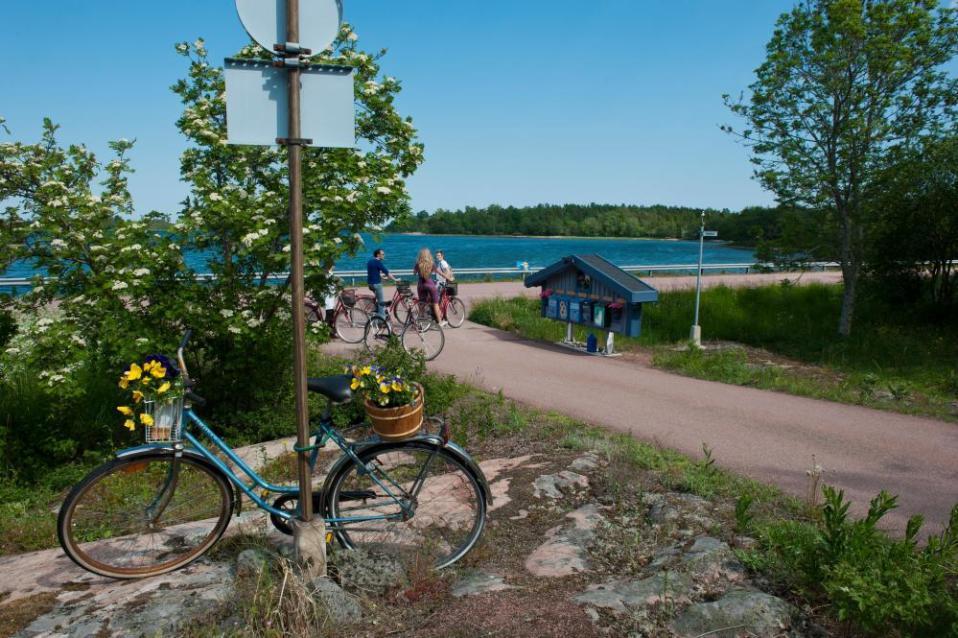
xmin=367 ymin=248 xmax=398 ymax=318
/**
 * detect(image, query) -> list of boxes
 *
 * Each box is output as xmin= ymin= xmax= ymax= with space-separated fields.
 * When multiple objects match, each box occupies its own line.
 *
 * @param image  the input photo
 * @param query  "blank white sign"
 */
xmin=225 ymin=59 xmax=354 ymax=148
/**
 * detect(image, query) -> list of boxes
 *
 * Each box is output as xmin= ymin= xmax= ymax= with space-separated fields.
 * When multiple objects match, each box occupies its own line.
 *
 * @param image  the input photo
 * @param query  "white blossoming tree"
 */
xmin=170 ymin=27 xmax=423 ymax=419
xmin=0 ymin=120 xmax=187 ymax=376
xmin=0 ymin=25 xmax=423 ymax=475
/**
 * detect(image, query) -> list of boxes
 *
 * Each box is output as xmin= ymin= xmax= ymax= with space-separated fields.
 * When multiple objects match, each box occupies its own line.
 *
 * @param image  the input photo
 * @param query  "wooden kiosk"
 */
xmin=524 ymin=255 xmax=659 ymax=355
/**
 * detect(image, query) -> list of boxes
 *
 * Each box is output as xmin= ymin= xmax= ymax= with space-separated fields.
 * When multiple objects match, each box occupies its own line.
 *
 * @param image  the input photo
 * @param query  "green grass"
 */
xmin=470 ymin=284 xmax=958 ymax=421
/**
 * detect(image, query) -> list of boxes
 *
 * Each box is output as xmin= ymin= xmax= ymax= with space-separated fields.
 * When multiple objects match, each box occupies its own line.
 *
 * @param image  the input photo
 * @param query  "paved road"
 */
xmin=329 ymin=272 xmax=958 ymax=534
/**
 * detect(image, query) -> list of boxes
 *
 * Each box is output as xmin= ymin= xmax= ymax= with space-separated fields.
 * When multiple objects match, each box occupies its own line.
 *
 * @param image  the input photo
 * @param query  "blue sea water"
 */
xmin=2 ymin=233 xmax=754 ymax=280
xmin=334 ymin=234 xmax=754 ymax=272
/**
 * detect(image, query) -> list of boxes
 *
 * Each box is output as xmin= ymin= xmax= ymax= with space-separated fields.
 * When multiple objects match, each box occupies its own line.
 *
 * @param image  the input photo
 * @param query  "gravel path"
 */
xmin=330 ymin=272 xmax=958 ymax=534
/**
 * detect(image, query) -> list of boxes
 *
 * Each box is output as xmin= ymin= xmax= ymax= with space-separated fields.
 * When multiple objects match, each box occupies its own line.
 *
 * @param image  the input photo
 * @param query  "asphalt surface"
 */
xmin=328 ymin=273 xmax=957 ymax=534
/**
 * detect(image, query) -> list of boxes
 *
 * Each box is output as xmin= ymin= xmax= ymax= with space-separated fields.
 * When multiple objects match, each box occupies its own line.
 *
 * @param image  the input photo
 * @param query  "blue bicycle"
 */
xmin=57 ymin=331 xmax=489 ymax=579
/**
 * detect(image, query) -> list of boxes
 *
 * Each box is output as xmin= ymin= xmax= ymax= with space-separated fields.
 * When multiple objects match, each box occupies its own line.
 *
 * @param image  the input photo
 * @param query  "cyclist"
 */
xmin=433 ymin=249 xmax=455 ymax=294
xmin=414 ymin=248 xmax=447 ymax=327
xmin=366 ymin=248 xmax=399 ymax=319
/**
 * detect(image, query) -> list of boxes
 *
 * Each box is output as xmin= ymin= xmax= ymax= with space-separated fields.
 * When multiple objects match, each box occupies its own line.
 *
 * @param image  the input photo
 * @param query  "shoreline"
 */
xmin=389 ymin=231 xmax=743 ymax=244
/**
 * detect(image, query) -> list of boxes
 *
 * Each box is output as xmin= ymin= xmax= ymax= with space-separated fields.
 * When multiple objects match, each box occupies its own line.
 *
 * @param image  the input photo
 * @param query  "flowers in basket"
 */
xmin=116 ymin=354 xmax=184 ymax=431
xmin=349 ymin=365 xmax=418 ymax=408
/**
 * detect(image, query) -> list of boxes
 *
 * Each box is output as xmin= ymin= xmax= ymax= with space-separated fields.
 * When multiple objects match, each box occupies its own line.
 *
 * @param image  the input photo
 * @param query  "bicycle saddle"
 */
xmin=306 ymin=374 xmax=353 ymax=403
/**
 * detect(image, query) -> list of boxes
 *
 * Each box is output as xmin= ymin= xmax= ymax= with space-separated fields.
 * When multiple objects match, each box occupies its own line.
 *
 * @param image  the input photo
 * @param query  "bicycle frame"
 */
xmin=117 ymin=405 xmax=424 ymax=526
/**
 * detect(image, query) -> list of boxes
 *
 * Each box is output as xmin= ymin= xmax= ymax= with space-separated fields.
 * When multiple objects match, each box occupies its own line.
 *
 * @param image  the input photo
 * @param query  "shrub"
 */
xmin=750 ymin=486 xmax=958 ymax=636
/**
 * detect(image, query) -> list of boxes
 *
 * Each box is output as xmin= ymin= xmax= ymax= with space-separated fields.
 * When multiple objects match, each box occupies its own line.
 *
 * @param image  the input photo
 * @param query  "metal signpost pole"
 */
xmin=284 ymin=0 xmax=313 ymax=526
xmin=690 ymin=211 xmax=705 ymax=348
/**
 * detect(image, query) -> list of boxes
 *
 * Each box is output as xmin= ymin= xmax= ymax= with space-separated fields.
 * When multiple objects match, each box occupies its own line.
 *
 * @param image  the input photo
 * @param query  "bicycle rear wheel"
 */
xmin=446 ymin=298 xmax=466 ymax=328
xmin=323 ymin=441 xmax=486 ymax=569
xmin=334 ymin=307 xmax=369 ymax=343
xmin=401 ymin=319 xmax=444 ymax=361
xmin=363 ymin=315 xmax=393 ymax=354
xmin=58 ymin=453 xmax=233 ymax=579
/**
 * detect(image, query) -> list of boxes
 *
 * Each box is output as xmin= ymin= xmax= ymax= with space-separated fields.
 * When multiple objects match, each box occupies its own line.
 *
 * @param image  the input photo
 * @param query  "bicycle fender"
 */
xmin=324 ymin=437 xmax=492 ymax=504
xmin=114 ymin=445 xmax=243 ymax=517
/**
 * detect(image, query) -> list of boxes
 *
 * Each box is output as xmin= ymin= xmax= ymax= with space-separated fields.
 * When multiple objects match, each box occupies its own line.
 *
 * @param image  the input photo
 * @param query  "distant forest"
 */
xmin=387 ymin=203 xmax=791 ymax=246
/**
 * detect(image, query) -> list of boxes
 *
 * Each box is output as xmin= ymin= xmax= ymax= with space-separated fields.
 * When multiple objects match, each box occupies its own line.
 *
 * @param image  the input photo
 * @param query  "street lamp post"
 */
xmin=690 ymin=211 xmax=705 ymax=348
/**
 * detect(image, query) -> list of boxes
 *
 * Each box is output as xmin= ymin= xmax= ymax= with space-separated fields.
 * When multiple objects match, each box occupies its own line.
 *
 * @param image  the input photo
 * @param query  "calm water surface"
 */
xmin=4 ymin=234 xmax=755 ymax=279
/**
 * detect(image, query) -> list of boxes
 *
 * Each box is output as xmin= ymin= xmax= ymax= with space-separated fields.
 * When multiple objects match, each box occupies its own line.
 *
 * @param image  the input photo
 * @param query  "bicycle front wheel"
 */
xmin=58 ymin=453 xmax=233 ymax=579
xmin=446 ymin=298 xmax=466 ymax=328
xmin=363 ymin=315 xmax=393 ymax=354
xmin=334 ymin=307 xmax=369 ymax=344
xmin=401 ymin=320 xmax=444 ymax=361
xmin=393 ymin=295 xmax=415 ymax=325
xmin=324 ymin=441 xmax=486 ymax=569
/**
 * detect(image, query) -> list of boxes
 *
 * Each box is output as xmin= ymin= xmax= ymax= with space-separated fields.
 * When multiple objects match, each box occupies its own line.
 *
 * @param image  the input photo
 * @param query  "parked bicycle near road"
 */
xmin=304 ymin=289 xmax=370 ymax=344
xmin=57 ymin=331 xmax=487 ymax=579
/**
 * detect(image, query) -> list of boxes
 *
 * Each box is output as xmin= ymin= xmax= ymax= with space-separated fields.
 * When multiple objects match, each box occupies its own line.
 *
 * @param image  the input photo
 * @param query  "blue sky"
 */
xmin=1 ymin=1 xmax=847 ymax=215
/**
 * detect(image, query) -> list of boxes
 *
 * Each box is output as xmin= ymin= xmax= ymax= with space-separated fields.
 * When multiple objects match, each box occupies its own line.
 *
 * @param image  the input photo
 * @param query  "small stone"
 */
xmin=735 ymin=535 xmax=758 ymax=550
xmin=311 ymin=578 xmax=363 ymax=624
xmin=451 ymin=571 xmax=515 ymax=597
xmin=647 ymin=493 xmax=711 ymax=524
xmin=235 ymin=548 xmax=270 ymax=577
xmin=574 ymin=571 xmax=693 ymax=614
xmin=532 ymin=471 xmax=589 ymax=499
xmin=671 ymin=590 xmax=794 ymax=638
xmin=330 ymin=548 xmax=406 ymax=596
xmin=509 ymin=509 xmax=530 ymax=520
xmin=648 ymin=545 xmax=680 ymax=569
xmin=570 ymin=453 xmax=600 ymax=472
xmin=682 ymin=536 xmax=743 ymax=582
xmin=526 ymin=503 xmax=604 ymax=577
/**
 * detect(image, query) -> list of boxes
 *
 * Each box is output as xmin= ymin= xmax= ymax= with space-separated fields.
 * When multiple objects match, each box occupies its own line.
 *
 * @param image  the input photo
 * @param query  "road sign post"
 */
xmin=228 ymin=0 xmax=352 ymax=575
xmin=690 ymin=212 xmax=707 ymax=348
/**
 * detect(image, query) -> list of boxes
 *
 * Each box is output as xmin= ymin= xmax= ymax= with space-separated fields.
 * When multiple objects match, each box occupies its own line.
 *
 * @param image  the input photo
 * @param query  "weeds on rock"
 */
xmin=741 ymin=486 xmax=958 ymax=637
xmin=734 ymin=494 xmax=754 ymax=533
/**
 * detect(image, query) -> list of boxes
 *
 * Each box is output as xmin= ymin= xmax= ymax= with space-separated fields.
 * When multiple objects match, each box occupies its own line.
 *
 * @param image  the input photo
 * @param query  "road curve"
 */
xmin=327 ymin=272 xmax=957 ymax=535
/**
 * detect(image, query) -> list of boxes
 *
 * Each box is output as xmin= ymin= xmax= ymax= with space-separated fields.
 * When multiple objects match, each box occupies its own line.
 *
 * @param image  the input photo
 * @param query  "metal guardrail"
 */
xmin=0 ymin=261 xmax=843 ymax=290
xmin=11 ymin=257 xmax=958 ymax=289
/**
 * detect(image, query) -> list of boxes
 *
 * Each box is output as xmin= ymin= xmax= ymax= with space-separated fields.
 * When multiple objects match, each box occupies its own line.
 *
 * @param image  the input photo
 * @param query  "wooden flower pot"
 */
xmin=364 ymin=382 xmax=424 ymax=441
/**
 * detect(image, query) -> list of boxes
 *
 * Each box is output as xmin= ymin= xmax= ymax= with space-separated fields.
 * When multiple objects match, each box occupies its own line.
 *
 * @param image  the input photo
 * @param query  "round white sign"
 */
xmin=235 ymin=0 xmax=343 ymax=54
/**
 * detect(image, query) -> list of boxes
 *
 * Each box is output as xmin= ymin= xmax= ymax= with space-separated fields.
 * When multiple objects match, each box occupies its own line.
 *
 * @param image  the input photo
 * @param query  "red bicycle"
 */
xmin=438 ymin=283 xmax=466 ymax=328
xmin=304 ymin=290 xmax=370 ymax=343
xmin=354 ymin=282 xmax=416 ymax=324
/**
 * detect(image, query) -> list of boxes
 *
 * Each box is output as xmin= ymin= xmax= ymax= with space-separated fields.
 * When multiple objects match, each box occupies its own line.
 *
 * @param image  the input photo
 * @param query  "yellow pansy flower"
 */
xmin=157 ymin=381 xmax=171 ymax=394
xmin=361 ymin=366 xmax=371 ymax=376
xmin=132 ymin=390 xmax=144 ymax=403
xmin=150 ymin=364 xmax=166 ymax=379
xmin=126 ymin=363 xmax=142 ymax=381
xmin=141 ymin=376 xmax=151 ymax=384
xmin=376 ymin=375 xmax=384 ymax=383
xmin=379 ymin=382 xmax=390 ymax=394
xmin=391 ymin=381 xmax=402 ymax=392
xmin=350 ymin=378 xmax=361 ymax=390
xmin=140 ymin=413 xmax=154 ymax=426
xmin=123 ymin=419 xmax=136 ymax=431
xmin=119 ymin=378 xmax=129 ymax=389
xmin=117 ymin=405 xmax=133 ymax=416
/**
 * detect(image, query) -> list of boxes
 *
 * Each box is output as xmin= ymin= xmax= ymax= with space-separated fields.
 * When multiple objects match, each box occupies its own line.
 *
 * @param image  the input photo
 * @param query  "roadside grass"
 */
xmin=469 ymin=283 xmax=958 ymax=422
